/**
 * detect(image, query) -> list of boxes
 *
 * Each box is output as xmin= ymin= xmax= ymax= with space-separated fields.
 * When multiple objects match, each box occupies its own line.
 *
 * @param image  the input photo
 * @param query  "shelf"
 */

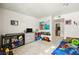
xmin=41 ymin=35 xmax=51 ymax=37
xmin=38 ymin=30 xmax=50 ymax=32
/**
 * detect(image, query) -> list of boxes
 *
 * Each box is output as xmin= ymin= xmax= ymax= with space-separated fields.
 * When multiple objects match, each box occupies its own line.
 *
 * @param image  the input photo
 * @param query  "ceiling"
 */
xmin=0 ymin=3 xmax=79 ymax=18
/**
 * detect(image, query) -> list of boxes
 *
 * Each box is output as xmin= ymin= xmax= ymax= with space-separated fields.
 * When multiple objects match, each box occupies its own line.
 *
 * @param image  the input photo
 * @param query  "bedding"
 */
xmin=51 ymin=38 xmax=79 ymax=55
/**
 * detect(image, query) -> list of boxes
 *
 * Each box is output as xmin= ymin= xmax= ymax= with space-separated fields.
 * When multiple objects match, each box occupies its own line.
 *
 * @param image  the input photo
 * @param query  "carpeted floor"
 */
xmin=13 ymin=39 xmax=62 ymax=55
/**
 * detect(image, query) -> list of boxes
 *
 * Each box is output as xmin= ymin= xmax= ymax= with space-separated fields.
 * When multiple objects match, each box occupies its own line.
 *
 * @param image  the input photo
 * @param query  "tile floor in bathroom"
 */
xmin=13 ymin=39 xmax=62 ymax=55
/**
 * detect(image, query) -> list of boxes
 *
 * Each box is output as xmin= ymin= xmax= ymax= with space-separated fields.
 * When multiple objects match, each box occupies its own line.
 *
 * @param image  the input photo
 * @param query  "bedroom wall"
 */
xmin=54 ymin=11 xmax=79 ymax=38
xmin=0 ymin=8 xmax=3 ymax=35
xmin=0 ymin=8 xmax=39 ymax=34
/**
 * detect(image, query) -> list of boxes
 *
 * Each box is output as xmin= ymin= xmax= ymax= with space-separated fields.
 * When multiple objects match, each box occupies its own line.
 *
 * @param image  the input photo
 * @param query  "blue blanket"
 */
xmin=51 ymin=40 xmax=79 ymax=55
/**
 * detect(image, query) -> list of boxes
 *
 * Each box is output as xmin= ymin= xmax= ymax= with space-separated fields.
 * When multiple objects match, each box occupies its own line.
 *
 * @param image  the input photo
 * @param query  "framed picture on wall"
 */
xmin=11 ymin=20 xmax=18 ymax=26
xmin=65 ymin=20 xmax=71 ymax=25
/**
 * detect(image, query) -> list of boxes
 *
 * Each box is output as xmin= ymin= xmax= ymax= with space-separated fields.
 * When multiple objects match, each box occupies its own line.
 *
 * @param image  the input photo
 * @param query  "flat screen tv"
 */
xmin=26 ymin=28 xmax=33 ymax=33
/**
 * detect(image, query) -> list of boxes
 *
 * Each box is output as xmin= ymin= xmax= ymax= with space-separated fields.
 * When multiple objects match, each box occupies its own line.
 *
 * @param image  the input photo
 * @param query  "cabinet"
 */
xmin=25 ymin=33 xmax=35 ymax=44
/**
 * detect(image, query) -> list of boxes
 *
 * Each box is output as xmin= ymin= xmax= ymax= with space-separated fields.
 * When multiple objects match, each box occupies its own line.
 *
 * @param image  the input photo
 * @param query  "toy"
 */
xmin=41 ymin=32 xmax=50 ymax=35
xmin=5 ymin=48 xmax=10 ymax=55
xmin=15 ymin=40 xmax=20 ymax=47
xmin=44 ymin=24 xmax=50 ymax=30
xmin=35 ymin=36 xmax=42 ymax=40
xmin=19 ymin=36 xmax=23 ymax=39
xmin=9 ymin=50 xmax=13 ymax=55
xmin=40 ymin=25 xmax=43 ymax=30
xmin=0 ymin=48 xmax=4 ymax=55
xmin=19 ymin=41 xmax=23 ymax=45
xmin=43 ymin=37 xmax=50 ymax=42
xmin=0 ymin=51 xmax=4 ymax=55
xmin=60 ymin=48 xmax=65 ymax=50
xmin=63 ymin=44 xmax=70 ymax=48
xmin=12 ymin=43 xmax=15 ymax=48
xmin=35 ymin=32 xmax=42 ymax=40
xmin=72 ymin=39 xmax=79 ymax=46
xmin=64 ymin=38 xmax=72 ymax=43
xmin=19 ymin=35 xmax=23 ymax=41
xmin=1 ymin=48 xmax=3 ymax=51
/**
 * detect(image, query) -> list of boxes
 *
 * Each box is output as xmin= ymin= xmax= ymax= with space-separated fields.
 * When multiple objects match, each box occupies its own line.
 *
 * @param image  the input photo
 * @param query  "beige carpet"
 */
xmin=13 ymin=40 xmax=62 ymax=55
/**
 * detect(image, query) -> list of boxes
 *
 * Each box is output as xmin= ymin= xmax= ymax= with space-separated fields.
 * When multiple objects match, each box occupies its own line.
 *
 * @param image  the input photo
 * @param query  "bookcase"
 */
xmin=0 ymin=33 xmax=25 ymax=49
xmin=39 ymin=16 xmax=53 ymax=42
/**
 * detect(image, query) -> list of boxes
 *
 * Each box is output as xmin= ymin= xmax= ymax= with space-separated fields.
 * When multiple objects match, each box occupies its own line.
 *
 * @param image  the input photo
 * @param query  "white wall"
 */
xmin=0 ymin=8 xmax=3 ymax=35
xmin=54 ymin=12 xmax=79 ymax=38
xmin=0 ymin=8 xmax=39 ymax=34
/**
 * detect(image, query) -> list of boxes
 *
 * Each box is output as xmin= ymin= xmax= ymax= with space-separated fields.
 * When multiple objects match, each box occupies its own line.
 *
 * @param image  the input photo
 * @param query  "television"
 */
xmin=26 ymin=28 xmax=33 ymax=33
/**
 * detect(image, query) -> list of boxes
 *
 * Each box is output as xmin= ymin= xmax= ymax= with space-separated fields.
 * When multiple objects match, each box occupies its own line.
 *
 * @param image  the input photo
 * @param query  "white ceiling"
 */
xmin=0 ymin=3 xmax=79 ymax=18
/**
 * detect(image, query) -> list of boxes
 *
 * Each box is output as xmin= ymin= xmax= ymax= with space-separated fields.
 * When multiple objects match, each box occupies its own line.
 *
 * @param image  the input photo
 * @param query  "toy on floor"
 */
xmin=12 ymin=40 xmax=20 ymax=48
xmin=43 ymin=37 xmax=50 ymax=42
xmin=35 ymin=32 xmax=42 ymax=40
xmin=5 ymin=48 xmax=10 ymax=55
xmin=15 ymin=40 xmax=20 ymax=47
xmin=0 ymin=47 xmax=14 ymax=55
xmin=0 ymin=48 xmax=4 ymax=55
xmin=36 ymin=36 xmax=42 ymax=40
xmin=5 ymin=48 xmax=14 ymax=55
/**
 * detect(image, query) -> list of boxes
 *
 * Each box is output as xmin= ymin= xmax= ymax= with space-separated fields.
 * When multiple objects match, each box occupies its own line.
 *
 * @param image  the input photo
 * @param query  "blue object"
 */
xmin=44 ymin=24 xmax=50 ymax=30
xmin=60 ymin=40 xmax=67 ymax=45
xmin=52 ymin=48 xmax=67 ymax=55
xmin=35 ymin=36 xmax=42 ymax=40
xmin=15 ymin=41 xmax=20 ymax=47
xmin=51 ymin=39 xmax=79 ymax=55
xmin=0 ymin=51 xmax=4 ymax=55
xmin=51 ymin=48 xmax=78 ymax=55
xmin=58 ymin=40 xmax=67 ymax=48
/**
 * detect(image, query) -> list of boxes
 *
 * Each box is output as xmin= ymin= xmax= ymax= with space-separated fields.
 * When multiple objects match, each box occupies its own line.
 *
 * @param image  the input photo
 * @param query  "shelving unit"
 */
xmin=39 ymin=16 xmax=53 ymax=41
xmin=1 ymin=33 xmax=25 ymax=49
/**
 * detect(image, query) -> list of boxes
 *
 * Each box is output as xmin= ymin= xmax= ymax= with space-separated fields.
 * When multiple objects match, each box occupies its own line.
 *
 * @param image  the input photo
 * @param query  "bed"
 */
xmin=51 ymin=38 xmax=79 ymax=55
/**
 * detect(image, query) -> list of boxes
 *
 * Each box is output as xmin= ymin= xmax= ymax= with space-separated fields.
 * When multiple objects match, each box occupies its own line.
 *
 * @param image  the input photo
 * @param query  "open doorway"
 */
xmin=55 ymin=23 xmax=61 ymax=36
xmin=54 ymin=19 xmax=64 ymax=40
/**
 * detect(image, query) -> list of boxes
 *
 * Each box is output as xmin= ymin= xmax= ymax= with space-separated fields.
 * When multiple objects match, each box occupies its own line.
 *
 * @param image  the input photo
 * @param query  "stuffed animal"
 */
xmin=5 ymin=48 xmax=10 ymax=55
xmin=63 ymin=44 xmax=70 ymax=48
xmin=72 ymin=39 xmax=79 ymax=46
